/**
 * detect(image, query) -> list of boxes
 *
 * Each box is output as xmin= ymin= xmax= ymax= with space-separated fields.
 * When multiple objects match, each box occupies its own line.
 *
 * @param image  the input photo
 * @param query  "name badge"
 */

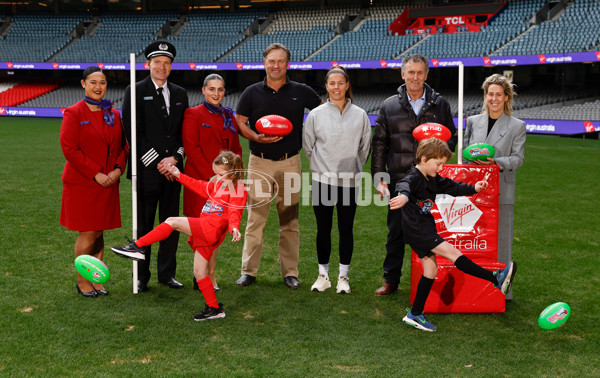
xmin=80 ymin=121 xmax=90 ymax=125
xmin=143 ymin=96 xmax=153 ymax=101
xmin=201 ymin=123 xmax=211 ymax=128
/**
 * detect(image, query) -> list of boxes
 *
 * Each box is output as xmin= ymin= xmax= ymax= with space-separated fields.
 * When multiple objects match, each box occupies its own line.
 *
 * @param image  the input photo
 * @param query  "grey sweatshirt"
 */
xmin=303 ymin=100 xmax=371 ymax=187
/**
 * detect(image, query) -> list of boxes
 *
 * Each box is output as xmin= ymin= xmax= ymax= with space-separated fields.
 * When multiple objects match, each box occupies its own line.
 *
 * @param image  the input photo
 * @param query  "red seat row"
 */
xmin=0 ymin=83 xmax=59 ymax=106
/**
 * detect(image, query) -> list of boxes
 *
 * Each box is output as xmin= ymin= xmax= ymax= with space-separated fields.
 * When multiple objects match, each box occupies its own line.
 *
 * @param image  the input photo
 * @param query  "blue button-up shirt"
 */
xmin=408 ymin=90 xmax=426 ymax=116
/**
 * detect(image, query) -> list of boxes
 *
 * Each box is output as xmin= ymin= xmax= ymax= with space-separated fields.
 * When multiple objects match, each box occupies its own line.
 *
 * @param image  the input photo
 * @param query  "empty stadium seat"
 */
xmin=1 ymin=13 xmax=83 ymax=62
xmin=53 ymin=12 xmax=176 ymax=63
xmin=0 ymin=82 xmax=59 ymax=106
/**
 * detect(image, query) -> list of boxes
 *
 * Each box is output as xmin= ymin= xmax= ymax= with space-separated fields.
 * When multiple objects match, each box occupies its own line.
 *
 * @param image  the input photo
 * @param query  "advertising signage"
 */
xmin=1 ymin=51 xmax=599 ymax=71
xmin=1 ymin=107 xmax=597 ymax=136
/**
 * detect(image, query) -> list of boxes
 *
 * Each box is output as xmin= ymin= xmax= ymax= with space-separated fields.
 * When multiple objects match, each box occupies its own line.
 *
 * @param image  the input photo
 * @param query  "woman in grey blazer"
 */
xmin=464 ymin=74 xmax=526 ymax=300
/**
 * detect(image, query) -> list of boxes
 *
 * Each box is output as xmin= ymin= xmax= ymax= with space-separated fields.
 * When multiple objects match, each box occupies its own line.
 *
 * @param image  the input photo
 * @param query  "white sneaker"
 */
xmin=336 ymin=276 xmax=351 ymax=294
xmin=311 ymin=274 xmax=331 ymax=292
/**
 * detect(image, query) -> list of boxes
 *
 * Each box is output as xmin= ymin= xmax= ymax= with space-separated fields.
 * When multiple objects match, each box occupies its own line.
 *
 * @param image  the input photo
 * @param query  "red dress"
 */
xmin=178 ymin=173 xmax=247 ymax=259
xmin=60 ymin=100 xmax=127 ymax=231
xmin=182 ymin=104 xmax=242 ymax=217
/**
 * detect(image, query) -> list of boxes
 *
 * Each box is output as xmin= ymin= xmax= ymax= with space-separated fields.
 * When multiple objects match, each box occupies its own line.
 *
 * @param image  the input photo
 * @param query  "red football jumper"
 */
xmin=178 ymin=173 xmax=247 ymax=260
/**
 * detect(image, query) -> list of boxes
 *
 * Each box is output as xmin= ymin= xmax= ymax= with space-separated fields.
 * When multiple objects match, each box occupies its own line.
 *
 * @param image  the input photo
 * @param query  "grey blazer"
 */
xmin=464 ymin=113 xmax=526 ymax=205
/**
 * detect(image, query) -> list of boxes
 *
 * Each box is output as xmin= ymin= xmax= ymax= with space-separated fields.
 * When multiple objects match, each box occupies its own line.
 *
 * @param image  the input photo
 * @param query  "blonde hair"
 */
xmin=213 ymin=151 xmax=244 ymax=186
xmin=416 ymin=138 xmax=452 ymax=163
xmin=482 ymin=74 xmax=516 ymax=116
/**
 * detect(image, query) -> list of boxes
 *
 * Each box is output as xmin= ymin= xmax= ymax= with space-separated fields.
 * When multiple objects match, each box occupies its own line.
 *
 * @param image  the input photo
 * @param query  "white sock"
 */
xmin=318 ymin=264 xmax=329 ymax=277
xmin=339 ymin=264 xmax=350 ymax=278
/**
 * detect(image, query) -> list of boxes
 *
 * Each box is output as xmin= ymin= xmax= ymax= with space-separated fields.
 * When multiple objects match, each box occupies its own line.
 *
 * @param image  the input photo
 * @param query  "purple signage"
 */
xmin=1 ymin=51 xmax=599 ymax=71
xmin=2 ymin=107 xmax=597 ymax=136
xmin=522 ymin=118 xmax=600 ymax=135
xmin=0 ymin=107 xmax=65 ymax=117
xmin=450 ymin=117 xmax=599 ymax=135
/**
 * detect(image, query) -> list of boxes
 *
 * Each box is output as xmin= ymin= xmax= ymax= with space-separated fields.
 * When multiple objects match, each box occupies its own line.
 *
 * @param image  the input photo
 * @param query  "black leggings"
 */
xmin=311 ymin=181 xmax=358 ymax=265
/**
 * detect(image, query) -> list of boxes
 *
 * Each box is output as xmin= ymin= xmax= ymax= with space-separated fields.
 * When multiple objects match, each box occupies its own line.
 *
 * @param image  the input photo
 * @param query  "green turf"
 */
xmin=1 ymin=117 xmax=599 ymax=376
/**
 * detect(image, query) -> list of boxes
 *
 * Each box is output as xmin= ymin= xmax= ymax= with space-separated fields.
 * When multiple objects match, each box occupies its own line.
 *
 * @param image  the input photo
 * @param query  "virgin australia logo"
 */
xmin=436 ymin=194 xmax=482 ymax=233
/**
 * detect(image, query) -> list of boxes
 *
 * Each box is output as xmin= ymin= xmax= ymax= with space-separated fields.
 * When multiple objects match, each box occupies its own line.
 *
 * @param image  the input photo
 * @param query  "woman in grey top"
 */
xmin=303 ymin=66 xmax=371 ymax=294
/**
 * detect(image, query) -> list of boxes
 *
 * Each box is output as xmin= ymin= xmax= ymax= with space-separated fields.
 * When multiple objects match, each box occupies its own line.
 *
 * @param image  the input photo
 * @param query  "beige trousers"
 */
xmin=241 ymin=154 xmax=301 ymax=277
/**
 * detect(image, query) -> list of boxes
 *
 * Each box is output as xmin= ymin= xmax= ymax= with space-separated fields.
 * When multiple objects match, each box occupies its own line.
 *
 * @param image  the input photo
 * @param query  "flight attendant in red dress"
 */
xmin=182 ymin=73 xmax=242 ymax=290
xmin=60 ymin=66 xmax=127 ymax=298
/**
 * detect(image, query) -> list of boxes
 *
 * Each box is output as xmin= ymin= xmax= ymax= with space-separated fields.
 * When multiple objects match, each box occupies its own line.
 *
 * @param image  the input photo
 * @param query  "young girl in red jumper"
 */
xmin=113 ymin=151 xmax=247 ymax=321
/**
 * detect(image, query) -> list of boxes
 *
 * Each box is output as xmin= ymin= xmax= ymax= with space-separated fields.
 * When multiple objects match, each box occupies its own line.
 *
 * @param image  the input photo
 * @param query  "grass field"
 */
xmin=1 ymin=117 xmax=599 ymax=376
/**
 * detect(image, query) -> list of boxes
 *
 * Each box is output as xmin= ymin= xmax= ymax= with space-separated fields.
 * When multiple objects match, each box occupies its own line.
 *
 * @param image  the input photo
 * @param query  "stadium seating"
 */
xmin=14 ymin=82 xmax=600 ymax=122
xmin=223 ymin=27 xmax=335 ymax=62
xmin=0 ymin=13 xmax=82 ymax=62
xmin=313 ymin=20 xmax=423 ymax=61
xmin=168 ymin=10 xmax=267 ymax=63
xmin=0 ymin=81 xmax=17 ymax=93
xmin=494 ymin=0 xmax=600 ymax=56
xmin=514 ymin=97 xmax=600 ymax=120
xmin=0 ymin=82 xmax=59 ymax=106
xmin=1 ymin=1 xmax=599 ymax=63
xmin=269 ymin=5 xmax=358 ymax=32
xmin=53 ymin=12 xmax=175 ymax=63
xmin=222 ymin=6 xmax=358 ymax=62
xmin=19 ymin=84 xmax=239 ymax=110
xmin=313 ymin=3 xmax=426 ymax=61
xmin=18 ymin=84 xmax=126 ymax=109
xmin=409 ymin=0 xmax=545 ymax=59
xmin=2 ymin=2 xmax=600 ymax=125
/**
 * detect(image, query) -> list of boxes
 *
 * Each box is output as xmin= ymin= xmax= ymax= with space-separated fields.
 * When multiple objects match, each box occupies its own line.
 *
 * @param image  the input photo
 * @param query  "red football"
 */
xmin=255 ymin=114 xmax=293 ymax=136
xmin=412 ymin=123 xmax=451 ymax=142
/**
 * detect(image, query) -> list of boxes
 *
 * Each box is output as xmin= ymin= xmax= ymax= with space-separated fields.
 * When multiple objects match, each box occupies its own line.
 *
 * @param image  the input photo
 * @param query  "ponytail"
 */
xmin=213 ymin=150 xmax=245 ymax=186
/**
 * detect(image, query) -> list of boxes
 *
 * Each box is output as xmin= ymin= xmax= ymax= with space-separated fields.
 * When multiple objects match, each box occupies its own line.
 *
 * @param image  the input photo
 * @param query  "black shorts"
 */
xmin=408 ymin=235 xmax=445 ymax=258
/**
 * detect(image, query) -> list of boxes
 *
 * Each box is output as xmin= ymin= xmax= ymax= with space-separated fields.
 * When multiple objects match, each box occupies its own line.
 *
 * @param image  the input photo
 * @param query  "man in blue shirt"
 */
xmin=371 ymin=53 xmax=456 ymax=296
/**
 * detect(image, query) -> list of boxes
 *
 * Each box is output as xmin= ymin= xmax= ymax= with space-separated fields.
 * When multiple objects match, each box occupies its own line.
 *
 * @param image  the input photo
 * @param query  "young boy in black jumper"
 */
xmin=390 ymin=138 xmax=516 ymax=332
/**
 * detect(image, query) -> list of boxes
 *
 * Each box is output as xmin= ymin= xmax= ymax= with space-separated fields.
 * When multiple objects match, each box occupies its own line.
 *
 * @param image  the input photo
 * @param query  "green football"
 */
xmin=463 ymin=143 xmax=496 ymax=161
xmin=538 ymin=302 xmax=571 ymax=330
xmin=74 ymin=255 xmax=110 ymax=284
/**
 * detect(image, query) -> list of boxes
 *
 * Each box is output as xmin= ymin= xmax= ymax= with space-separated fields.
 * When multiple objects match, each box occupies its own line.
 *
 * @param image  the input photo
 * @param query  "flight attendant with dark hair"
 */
xmin=60 ymin=66 xmax=127 ymax=298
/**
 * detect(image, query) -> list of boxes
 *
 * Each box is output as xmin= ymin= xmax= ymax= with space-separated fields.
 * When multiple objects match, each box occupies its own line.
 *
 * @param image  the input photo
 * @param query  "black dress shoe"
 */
xmin=235 ymin=274 xmax=256 ymax=287
xmin=93 ymin=287 xmax=109 ymax=296
xmin=137 ymin=280 xmax=149 ymax=292
xmin=76 ymin=282 xmax=98 ymax=298
xmin=159 ymin=277 xmax=184 ymax=289
xmin=283 ymin=276 xmax=301 ymax=290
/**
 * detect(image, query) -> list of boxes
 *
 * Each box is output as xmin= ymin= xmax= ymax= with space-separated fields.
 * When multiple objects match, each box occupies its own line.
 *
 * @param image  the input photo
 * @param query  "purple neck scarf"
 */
xmin=203 ymin=100 xmax=236 ymax=135
xmin=83 ymin=96 xmax=115 ymax=126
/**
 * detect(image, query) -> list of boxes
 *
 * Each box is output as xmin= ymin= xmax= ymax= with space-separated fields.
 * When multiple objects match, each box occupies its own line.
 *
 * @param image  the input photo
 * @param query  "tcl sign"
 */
xmin=443 ymin=16 xmax=465 ymax=25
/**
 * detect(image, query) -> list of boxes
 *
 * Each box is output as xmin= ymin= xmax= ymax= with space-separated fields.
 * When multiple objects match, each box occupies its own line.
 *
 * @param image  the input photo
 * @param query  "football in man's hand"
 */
xmin=412 ymin=123 xmax=452 ymax=142
xmin=255 ymin=114 xmax=293 ymax=137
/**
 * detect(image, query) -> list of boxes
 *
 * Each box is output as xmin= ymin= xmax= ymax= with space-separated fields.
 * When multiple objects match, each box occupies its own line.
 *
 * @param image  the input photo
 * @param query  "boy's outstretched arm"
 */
xmin=390 ymin=194 xmax=408 ymax=210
